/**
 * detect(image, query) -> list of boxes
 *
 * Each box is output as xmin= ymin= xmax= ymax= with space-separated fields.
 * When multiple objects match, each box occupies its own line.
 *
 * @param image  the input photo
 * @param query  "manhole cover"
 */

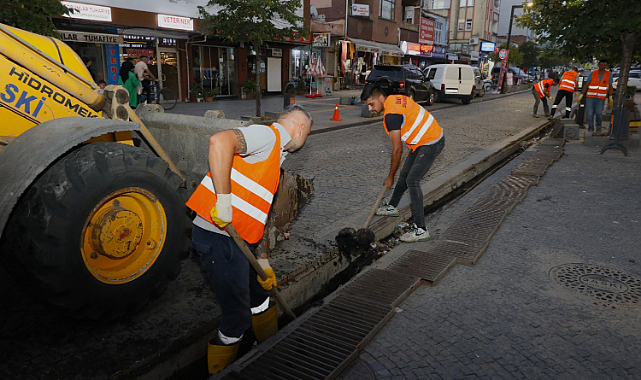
xmin=550 ymin=263 xmax=641 ymax=308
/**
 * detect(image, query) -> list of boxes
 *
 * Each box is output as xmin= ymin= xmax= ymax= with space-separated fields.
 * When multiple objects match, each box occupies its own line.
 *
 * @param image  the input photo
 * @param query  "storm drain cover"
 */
xmin=549 ymin=263 xmax=641 ymax=308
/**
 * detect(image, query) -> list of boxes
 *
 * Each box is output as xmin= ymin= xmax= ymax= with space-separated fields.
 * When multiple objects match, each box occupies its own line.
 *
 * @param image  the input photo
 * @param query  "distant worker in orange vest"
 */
xmin=186 ymin=104 xmax=313 ymax=374
xmin=551 ymin=67 xmax=579 ymax=119
xmin=361 ymin=84 xmax=445 ymax=243
xmin=577 ymin=59 xmax=613 ymax=133
xmin=532 ymin=76 xmax=559 ymax=118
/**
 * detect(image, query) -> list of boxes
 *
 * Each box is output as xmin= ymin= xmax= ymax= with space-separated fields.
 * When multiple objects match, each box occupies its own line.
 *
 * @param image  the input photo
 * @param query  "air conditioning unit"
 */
xmin=469 ymin=38 xmax=479 ymax=45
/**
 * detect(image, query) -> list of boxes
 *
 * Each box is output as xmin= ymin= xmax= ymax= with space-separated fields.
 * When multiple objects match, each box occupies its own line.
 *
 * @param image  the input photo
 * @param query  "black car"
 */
xmin=366 ymin=65 xmax=435 ymax=105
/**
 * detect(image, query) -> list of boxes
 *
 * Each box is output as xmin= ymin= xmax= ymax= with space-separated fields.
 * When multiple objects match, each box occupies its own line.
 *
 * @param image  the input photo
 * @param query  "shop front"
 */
xmin=339 ymin=38 xmax=404 ymax=88
xmin=191 ymin=43 xmax=237 ymax=97
xmin=58 ymin=30 xmax=122 ymax=84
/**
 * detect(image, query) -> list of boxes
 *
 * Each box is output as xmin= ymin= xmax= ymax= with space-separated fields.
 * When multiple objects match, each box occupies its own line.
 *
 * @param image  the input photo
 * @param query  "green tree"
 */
xmin=517 ymin=0 xmax=641 ymax=110
xmin=519 ymin=41 xmax=540 ymax=68
xmin=0 ymin=0 xmax=73 ymax=36
xmin=199 ymin=0 xmax=307 ymax=116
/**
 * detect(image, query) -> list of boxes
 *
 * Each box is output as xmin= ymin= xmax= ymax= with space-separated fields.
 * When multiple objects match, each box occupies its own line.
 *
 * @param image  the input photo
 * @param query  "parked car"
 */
xmin=366 ymin=64 xmax=435 ymax=105
xmin=472 ymin=67 xmax=485 ymax=97
xmin=423 ymin=64 xmax=475 ymax=104
xmin=613 ymin=70 xmax=641 ymax=91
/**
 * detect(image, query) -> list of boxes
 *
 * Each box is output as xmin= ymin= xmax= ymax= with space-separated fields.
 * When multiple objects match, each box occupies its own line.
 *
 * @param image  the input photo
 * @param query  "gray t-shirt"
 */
xmin=193 ymin=123 xmax=291 ymax=234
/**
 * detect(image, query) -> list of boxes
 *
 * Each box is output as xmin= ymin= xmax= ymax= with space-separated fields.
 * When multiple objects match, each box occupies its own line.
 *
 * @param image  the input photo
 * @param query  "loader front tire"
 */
xmin=1 ymin=143 xmax=190 ymax=320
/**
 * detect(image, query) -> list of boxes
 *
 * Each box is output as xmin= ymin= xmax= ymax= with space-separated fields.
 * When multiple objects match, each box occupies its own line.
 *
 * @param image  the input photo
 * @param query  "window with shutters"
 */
xmin=380 ymin=0 xmax=395 ymax=20
xmin=465 ymin=19 xmax=473 ymax=31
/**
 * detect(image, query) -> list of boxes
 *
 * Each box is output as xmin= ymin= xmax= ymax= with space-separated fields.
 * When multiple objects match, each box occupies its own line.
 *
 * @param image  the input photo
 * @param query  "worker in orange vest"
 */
xmin=577 ymin=59 xmax=613 ymax=133
xmin=186 ymin=104 xmax=313 ymax=374
xmin=361 ymin=83 xmax=444 ymax=243
xmin=551 ymin=67 xmax=579 ymax=119
xmin=532 ymin=76 xmax=559 ymax=118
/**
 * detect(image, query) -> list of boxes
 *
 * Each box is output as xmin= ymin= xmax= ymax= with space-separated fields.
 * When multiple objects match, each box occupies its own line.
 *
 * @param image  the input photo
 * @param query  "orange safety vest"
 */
xmin=558 ymin=70 xmax=578 ymax=92
xmin=586 ymin=70 xmax=610 ymax=99
xmin=186 ymin=125 xmax=282 ymax=243
xmin=534 ymin=79 xmax=555 ymax=98
xmin=383 ymin=95 xmax=443 ymax=151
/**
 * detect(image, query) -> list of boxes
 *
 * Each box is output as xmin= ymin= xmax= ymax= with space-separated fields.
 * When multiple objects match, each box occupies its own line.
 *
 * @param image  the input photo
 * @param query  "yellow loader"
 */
xmin=0 ymin=24 xmax=192 ymax=320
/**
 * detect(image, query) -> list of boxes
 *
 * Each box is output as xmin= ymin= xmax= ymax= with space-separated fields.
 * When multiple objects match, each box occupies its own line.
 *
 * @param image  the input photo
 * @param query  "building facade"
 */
xmin=427 ymin=0 xmax=500 ymax=66
xmin=53 ymin=0 xmax=309 ymax=101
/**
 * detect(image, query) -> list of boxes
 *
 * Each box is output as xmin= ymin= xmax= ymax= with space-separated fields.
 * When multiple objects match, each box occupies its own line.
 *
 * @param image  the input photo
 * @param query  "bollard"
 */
xmin=284 ymin=93 xmax=295 ymax=108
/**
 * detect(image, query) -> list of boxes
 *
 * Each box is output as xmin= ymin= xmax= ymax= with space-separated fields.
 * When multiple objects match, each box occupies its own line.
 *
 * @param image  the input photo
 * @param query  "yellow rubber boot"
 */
xmin=207 ymin=339 xmax=239 ymax=375
xmin=252 ymin=304 xmax=278 ymax=343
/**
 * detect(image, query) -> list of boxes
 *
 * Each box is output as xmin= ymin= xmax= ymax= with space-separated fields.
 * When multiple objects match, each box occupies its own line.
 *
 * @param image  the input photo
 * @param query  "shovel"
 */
xmin=226 ymin=225 xmax=296 ymax=320
xmin=335 ymin=148 xmax=408 ymax=255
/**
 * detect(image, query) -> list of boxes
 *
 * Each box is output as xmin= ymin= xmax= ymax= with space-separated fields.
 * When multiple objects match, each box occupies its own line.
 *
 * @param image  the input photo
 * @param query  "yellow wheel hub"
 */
xmin=81 ymin=188 xmax=166 ymax=284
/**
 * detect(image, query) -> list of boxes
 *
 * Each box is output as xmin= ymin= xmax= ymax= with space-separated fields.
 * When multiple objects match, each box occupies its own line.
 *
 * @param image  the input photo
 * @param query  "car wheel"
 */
xmin=426 ymin=89 xmax=435 ymax=106
xmin=434 ymin=90 xmax=443 ymax=103
xmin=408 ymin=90 xmax=415 ymax=100
xmin=462 ymin=97 xmax=471 ymax=105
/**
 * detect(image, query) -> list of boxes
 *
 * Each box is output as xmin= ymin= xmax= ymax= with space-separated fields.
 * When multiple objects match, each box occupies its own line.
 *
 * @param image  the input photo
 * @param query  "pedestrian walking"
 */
xmin=117 ymin=60 xmax=139 ymax=108
xmin=551 ymin=67 xmax=579 ymax=119
xmin=361 ymin=84 xmax=445 ymax=243
xmin=532 ymin=76 xmax=559 ymax=118
xmin=577 ymin=59 xmax=613 ymax=133
xmin=186 ymin=104 xmax=313 ymax=375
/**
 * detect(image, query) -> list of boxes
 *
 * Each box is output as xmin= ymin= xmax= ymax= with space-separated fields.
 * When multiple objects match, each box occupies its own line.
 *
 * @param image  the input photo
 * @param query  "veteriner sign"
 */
xmin=59 ymin=31 xmax=123 ymax=45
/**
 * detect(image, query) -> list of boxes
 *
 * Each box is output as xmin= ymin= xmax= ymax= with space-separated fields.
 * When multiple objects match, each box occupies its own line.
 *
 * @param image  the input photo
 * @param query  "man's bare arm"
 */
xmin=384 ymin=130 xmax=403 ymax=189
xmin=208 ymin=130 xmax=240 ymax=194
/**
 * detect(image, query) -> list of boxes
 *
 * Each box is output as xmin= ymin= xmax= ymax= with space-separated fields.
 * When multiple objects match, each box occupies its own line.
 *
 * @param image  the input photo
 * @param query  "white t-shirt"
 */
xmin=134 ymin=60 xmax=148 ymax=81
xmin=193 ymin=123 xmax=291 ymax=235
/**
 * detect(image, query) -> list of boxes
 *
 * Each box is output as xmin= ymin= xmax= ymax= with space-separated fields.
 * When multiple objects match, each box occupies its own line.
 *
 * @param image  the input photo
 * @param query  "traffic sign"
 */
xmin=499 ymin=49 xmax=507 ymax=60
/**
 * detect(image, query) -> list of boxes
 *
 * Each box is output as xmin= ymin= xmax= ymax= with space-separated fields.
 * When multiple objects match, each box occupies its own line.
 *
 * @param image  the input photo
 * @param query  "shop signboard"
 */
xmin=419 ymin=17 xmax=435 ymax=45
xmin=61 ymin=1 xmax=112 ymax=22
xmin=157 ymin=14 xmax=194 ymax=31
xmin=351 ymin=4 xmax=370 ymax=16
xmin=433 ymin=45 xmax=447 ymax=59
xmin=480 ymin=41 xmax=496 ymax=52
xmin=272 ymin=48 xmax=283 ymax=57
xmin=420 ymin=44 xmax=434 ymax=55
xmin=105 ymin=44 xmax=120 ymax=85
xmin=312 ymin=33 xmax=331 ymax=48
xmin=59 ymin=31 xmax=123 ymax=45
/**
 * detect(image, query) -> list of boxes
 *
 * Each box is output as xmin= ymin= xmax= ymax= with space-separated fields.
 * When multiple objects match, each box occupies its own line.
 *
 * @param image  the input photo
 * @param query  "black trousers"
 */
xmin=551 ymin=89 xmax=573 ymax=117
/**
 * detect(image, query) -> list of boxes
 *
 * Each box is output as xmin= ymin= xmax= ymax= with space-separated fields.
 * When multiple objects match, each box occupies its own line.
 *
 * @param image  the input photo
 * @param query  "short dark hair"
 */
xmin=97 ymin=79 xmax=106 ymax=85
xmin=280 ymin=104 xmax=313 ymax=127
xmin=360 ymin=83 xmax=386 ymax=102
xmin=599 ymin=59 xmax=608 ymax=63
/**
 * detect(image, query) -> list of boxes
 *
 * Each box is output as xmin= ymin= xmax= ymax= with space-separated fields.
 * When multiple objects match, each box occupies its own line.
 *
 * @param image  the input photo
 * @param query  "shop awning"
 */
xmin=348 ymin=38 xmax=404 ymax=57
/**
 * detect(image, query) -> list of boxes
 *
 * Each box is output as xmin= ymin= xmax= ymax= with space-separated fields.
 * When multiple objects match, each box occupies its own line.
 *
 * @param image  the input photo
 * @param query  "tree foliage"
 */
xmin=517 ymin=0 xmax=641 ymax=112
xmin=519 ymin=41 xmax=540 ymax=68
xmin=199 ymin=0 xmax=307 ymax=116
xmin=0 ymin=0 xmax=73 ymax=37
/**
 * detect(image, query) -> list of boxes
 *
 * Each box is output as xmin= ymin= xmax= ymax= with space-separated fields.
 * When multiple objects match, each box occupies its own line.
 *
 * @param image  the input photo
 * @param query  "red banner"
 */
xmin=419 ymin=17 xmax=435 ymax=45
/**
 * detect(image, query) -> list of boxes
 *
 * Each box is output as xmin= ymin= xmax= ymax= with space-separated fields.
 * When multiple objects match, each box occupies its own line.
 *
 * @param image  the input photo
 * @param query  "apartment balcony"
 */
xmin=401 ymin=21 xmax=419 ymax=32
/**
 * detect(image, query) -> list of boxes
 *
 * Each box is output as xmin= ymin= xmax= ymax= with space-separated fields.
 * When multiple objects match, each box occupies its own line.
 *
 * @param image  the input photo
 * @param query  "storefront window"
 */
xmin=65 ymin=41 xmax=106 ymax=82
xmin=192 ymin=45 xmax=236 ymax=96
xmin=291 ymin=48 xmax=321 ymax=79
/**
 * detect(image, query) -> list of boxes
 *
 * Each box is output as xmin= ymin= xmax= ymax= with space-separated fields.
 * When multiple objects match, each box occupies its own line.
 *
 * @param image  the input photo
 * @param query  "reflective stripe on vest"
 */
xmin=586 ymin=70 xmax=610 ymax=99
xmin=185 ymin=125 xmax=282 ymax=243
xmin=559 ymin=71 xmax=578 ymax=92
xmin=383 ymin=95 xmax=443 ymax=151
xmin=535 ymin=79 xmax=554 ymax=98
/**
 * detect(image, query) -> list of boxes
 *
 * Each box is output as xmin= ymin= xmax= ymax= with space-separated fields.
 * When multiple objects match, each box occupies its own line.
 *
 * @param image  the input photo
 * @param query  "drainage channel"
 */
xmin=211 ymin=135 xmax=564 ymax=379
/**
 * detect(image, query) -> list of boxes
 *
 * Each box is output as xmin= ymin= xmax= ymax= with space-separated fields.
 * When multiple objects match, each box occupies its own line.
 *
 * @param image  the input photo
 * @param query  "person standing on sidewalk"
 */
xmin=532 ymin=76 xmax=559 ymax=118
xmin=577 ymin=59 xmax=613 ymax=133
xmin=361 ymin=84 xmax=444 ymax=243
xmin=134 ymin=55 xmax=157 ymax=104
xmin=186 ymin=104 xmax=313 ymax=374
xmin=551 ymin=67 xmax=579 ymax=119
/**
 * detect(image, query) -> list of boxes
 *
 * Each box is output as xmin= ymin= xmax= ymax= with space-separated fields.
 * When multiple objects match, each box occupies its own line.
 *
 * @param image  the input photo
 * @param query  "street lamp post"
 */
xmin=499 ymin=2 xmax=532 ymax=93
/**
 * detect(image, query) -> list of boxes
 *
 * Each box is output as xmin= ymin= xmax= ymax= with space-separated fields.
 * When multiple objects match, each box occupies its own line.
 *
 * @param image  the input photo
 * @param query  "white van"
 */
xmin=423 ymin=64 xmax=475 ymax=104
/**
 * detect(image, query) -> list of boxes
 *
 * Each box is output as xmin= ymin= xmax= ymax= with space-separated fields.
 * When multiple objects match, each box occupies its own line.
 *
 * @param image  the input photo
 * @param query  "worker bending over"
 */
xmin=361 ymin=84 xmax=445 ymax=243
xmin=186 ymin=104 xmax=313 ymax=374
xmin=532 ymin=76 xmax=559 ymax=118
